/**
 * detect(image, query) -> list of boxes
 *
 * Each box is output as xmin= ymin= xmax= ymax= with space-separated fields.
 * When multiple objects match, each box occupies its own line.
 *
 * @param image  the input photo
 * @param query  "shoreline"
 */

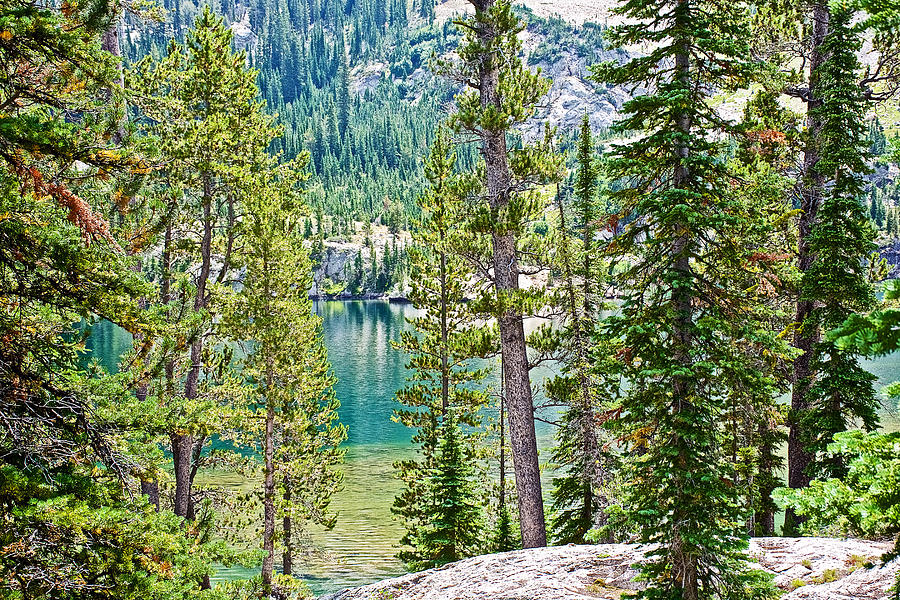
xmin=309 ymin=293 xmax=412 ymax=303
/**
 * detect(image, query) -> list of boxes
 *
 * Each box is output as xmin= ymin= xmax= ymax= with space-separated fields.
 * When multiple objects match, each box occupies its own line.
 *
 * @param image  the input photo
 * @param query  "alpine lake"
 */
xmin=84 ymin=300 xmax=900 ymax=596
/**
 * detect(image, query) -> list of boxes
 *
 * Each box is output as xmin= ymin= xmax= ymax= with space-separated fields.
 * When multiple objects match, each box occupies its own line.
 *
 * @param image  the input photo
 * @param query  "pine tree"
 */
xmin=491 ymin=396 xmax=518 ymax=552
xmin=392 ymin=129 xmax=493 ymax=569
xmin=0 ymin=1 xmax=232 ymax=594
xmin=442 ymin=0 xmax=562 ymax=549
xmin=415 ymin=409 xmax=485 ymax=569
xmin=129 ymin=6 xmax=280 ymax=522
xmin=548 ymin=116 xmax=620 ymax=545
xmin=785 ymin=1 xmax=835 ymax=531
xmin=726 ymin=90 xmax=799 ymax=536
xmin=795 ymin=7 xmax=879 ymax=482
xmin=780 ymin=0 xmax=900 ymax=530
xmin=337 ymin=48 xmax=351 ymax=138
xmin=595 ymin=0 xmax=785 ymax=596
xmin=223 ymin=160 xmax=345 ymax=594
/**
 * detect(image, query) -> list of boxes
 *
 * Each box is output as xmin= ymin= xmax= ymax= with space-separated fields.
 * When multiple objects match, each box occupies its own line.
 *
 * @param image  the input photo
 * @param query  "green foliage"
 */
xmin=391 ymin=128 xmax=493 ymax=569
xmin=0 ymin=469 xmax=236 ymax=600
xmin=0 ymin=2 xmax=238 ymax=597
xmin=122 ymin=0 xmax=465 ymax=228
xmin=124 ymin=6 xmax=285 ymax=520
xmin=222 ymin=156 xmax=346 ymax=588
xmin=413 ymin=409 xmax=485 ymax=569
xmin=491 ymin=501 xmax=517 ymax=552
xmin=796 ymin=6 xmax=879 ymax=480
xmin=440 ymin=0 xmax=563 ymax=548
xmin=832 ymin=280 xmax=900 ymax=355
xmin=823 ymin=277 xmax=900 ymax=596
xmin=594 ymin=0 xmax=789 ymax=596
xmin=775 ymin=429 xmax=900 ymax=555
xmin=548 ymin=116 xmax=622 ymax=546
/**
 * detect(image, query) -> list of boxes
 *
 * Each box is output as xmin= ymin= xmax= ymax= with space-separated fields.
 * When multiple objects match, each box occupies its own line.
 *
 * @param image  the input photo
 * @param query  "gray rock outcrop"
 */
xmin=320 ymin=537 xmax=897 ymax=600
xmin=229 ymin=10 xmax=257 ymax=55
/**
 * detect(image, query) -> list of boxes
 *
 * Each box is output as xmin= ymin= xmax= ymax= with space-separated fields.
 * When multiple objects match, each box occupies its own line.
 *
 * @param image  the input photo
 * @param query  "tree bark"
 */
xmin=172 ymin=432 xmax=192 ymax=517
xmin=100 ymin=24 xmax=123 ymax=88
xmin=440 ymin=247 xmax=449 ymax=415
xmin=174 ymin=178 xmax=213 ymax=518
xmin=281 ymin=475 xmax=294 ymax=575
xmin=283 ymin=475 xmax=293 ymax=576
xmin=498 ymin=395 xmax=506 ymax=513
xmin=786 ymin=1 xmax=829 ymax=535
xmin=670 ymin=8 xmax=698 ymax=597
xmin=261 ymin=371 xmax=276 ymax=593
xmin=100 ymin=21 xmax=125 ymax=143
xmin=140 ymin=478 xmax=160 ymax=511
xmin=473 ymin=0 xmax=546 ymax=549
xmin=755 ymin=422 xmax=777 ymax=535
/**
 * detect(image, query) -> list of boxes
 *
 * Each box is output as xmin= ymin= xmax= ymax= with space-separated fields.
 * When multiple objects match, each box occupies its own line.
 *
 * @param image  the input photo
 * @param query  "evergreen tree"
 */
xmin=784 ymin=1 xmax=838 ymax=530
xmin=868 ymin=117 xmax=887 ymax=156
xmin=129 ymin=6 xmax=280 ymax=524
xmin=784 ymin=279 xmax=900 ymax=589
xmin=392 ymin=129 xmax=493 ymax=569
xmin=223 ymin=160 xmax=346 ymax=595
xmin=795 ymin=7 xmax=879 ymax=481
xmin=491 ymin=395 xmax=518 ymax=551
xmin=442 ymin=0 xmax=562 ymax=549
xmin=0 ymin=1 xmax=234 ymax=595
xmin=725 ymin=90 xmax=799 ymax=536
xmin=595 ymin=0 xmax=786 ymax=596
xmin=548 ymin=116 xmax=620 ymax=545
xmin=415 ymin=408 xmax=485 ymax=568
xmin=781 ymin=0 xmax=899 ymax=531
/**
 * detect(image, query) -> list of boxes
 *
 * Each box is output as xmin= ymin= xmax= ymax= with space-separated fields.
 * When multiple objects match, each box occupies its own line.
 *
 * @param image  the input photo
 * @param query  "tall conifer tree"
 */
xmin=130 ymin=7 xmax=280 ymax=523
xmin=443 ymin=0 xmax=561 ymax=548
xmin=548 ymin=116 xmax=620 ymax=545
xmin=795 ymin=6 xmax=879 ymax=481
xmin=392 ymin=129 xmax=493 ymax=569
xmin=223 ymin=161 xmax=345 ymax=595
xmin=780 ymin=0 xmax=899 ymax=530
xmin=596 ymin=0 xmax=784 ymax=596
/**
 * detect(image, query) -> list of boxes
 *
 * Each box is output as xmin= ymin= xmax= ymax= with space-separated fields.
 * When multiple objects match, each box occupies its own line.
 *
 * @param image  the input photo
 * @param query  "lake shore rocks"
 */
xmin=319 ymin=537 xmax=897 ymax=600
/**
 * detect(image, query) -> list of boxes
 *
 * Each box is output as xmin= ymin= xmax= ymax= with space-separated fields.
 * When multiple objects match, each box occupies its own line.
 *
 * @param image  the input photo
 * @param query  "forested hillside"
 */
xmin=117 ymin=0 xmax=624 ymax=296
xmin=122 ymin=0 xmax=615 ymax=225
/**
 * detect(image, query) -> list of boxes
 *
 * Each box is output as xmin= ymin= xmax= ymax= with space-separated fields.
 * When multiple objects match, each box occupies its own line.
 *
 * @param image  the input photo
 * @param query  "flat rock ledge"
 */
xmin=320 ymin=538 xmax=898 ymax=600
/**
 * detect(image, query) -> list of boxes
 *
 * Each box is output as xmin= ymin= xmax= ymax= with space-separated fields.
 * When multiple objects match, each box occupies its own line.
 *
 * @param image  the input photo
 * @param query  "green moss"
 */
xmin=811 ymin=568 xmax=840 ymax=584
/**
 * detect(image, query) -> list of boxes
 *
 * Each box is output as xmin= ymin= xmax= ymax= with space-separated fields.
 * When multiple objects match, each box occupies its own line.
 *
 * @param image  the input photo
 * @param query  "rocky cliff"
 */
xmin=320 ymin=538 xmax=898 ymax=600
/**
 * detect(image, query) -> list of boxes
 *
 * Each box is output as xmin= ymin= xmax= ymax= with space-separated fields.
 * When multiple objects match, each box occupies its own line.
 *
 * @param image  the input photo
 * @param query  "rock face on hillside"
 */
xmin=320 ymin=538 xmax=897 ymax=600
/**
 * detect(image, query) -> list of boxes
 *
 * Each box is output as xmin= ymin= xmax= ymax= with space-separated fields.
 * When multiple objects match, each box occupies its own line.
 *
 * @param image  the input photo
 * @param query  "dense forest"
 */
xmin=2 ymin=0 xmax=900 ymax=599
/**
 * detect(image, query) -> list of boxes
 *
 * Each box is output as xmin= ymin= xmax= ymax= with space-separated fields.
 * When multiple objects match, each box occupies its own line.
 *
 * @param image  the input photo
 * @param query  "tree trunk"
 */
xmin=558 ymin=185 xmax=601 ymax=539
xmin=474 ymin=0 xmax=546 ymax=549
xmin=282 ymin=475 xmax=293 ymax=576
xmin=499 ymin=396 xmax=506 ymax=513
xmin=100 ymin=24 xmax=123 ymax=87
xmin=174 ymin=179 xmax=212 ymax=517
xmin=786 ymin=1 xmax=829 ymax=535
xmin=495 ymin=239 xmax=545 ymax=548
xmin=140 ymin=478 xmax=160 ymax=511
xmin=670 ymin=9 xmax=698 ymax=597
xmin=755 ymin=421 xmax=777 ymax=535
xmin=172 ymin=433 xmax=192 ymax=517
xmin=440 ymin=248 xmax=449 ymax=415
xmin=262 ymin=371 xmax=276 ymax=594
xmin=100 ymin=21 xmax=125 ymax=143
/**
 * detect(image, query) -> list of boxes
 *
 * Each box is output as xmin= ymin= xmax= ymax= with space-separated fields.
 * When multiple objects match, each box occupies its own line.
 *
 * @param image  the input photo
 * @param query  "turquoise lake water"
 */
xmin=84 ymin=300 xmax=561 ymax=595
xmin=83 ymin=300 xmax=900 ymax=596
